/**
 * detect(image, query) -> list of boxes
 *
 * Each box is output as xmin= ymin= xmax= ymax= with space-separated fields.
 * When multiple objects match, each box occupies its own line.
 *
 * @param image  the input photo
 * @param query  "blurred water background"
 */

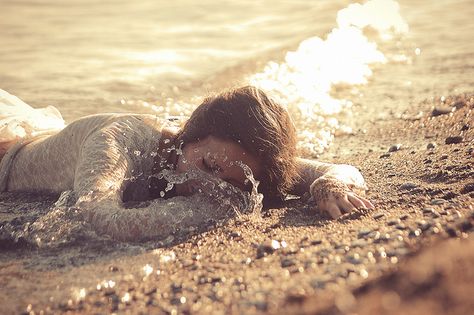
xmin=1 ymin=0 xmax=473 ymax=155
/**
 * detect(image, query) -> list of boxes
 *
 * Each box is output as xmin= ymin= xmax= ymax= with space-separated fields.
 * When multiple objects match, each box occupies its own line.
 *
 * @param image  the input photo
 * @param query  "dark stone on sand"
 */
xmin=109 ymin=265 xmax=119 ymax=272
xmin=400 ymin=182 xmax=417 ymax=190
xmin=431 ymin=106 xmax=453 ymax=117
xmin=451 ymin=100 xmax=466 ymax=109
xmin=373 ymin=233 xmax=391 ymax=243
xmin=285 ymin=293 xmax=306 ymax=304
xmin=445 ymin=225 xmax=458 ymax=237
xmin=256 ymin=240 xmax=280 ymax=258
xmin=445 ymin=136 xmax=463 ymax=144
xmin=347 ymin=255 xmax=362 ymax=265
xmin=387 ymin=219 xmax=401 ymax=226
xmin=419 ymin=222 xmax=432 ymax=232
xmin=170 ymin=297 xmax=182 ymax=305
xmin=144 ymin=287 xmax=157 ymax=296
xmin=431 ymin=199 xmax=446 ymax=205
xmin=388 ymin=144 xmax=402 ymax=152
xmin=458 ymin=219 xmax=473 ymax=232
xmin=399 ymin=214 xmax=409 ymax=220
xmin=311 ymin=239 xmax=322 ymax=245
xmin=380 ymin=153 xmax=391 ymax=158
xmin=396 ymin=224 xmax=407 ymax=230
xmin=357 ymin=228 xmax=372 ymax=238
xmin=409 ymin=229 xmax=422 ymax=237
xmin=427 ymin=142 xmax=437 ymax=149
xmin=461 ymin=123 xmax=470 ymax=131
xmin=102 ymin=287 xmax=116 ymax=296
xmin=461 ymin=182 xmax=474 ymax=194
xmin=442 ymin=192 xmax=458 ymax=200
xmin=254 ymin=301 xmax=268 ymax=311
xmin=281 ymin=258 xmax=296 ymax=268
xmin=373 ymin=212 xmax=385 ymax=219
xmin=171 ymin=283 xmax=182 ymax=293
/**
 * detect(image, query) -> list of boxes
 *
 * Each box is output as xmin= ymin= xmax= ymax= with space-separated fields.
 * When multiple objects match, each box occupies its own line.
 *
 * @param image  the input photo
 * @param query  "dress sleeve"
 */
xmin=72 ymin=119 xmax=176 ymax=241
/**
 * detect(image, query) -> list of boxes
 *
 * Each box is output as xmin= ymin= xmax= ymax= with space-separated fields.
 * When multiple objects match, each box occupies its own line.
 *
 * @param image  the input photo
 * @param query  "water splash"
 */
xmin=249 ymin=0 xmax=408 ymax=156
xmin=2 ymin=162 xmax=263 ymax=247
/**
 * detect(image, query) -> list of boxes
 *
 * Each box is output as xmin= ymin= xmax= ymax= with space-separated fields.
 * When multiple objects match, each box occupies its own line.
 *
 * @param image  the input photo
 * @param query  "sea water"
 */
xmin=1 ymin=0 xmax=473 ymax=245
xmin=1 ymin=0 xmax=473 ymax=154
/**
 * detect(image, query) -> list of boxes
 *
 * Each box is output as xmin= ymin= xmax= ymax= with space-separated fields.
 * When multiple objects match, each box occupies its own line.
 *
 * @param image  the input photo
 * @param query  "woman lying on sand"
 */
xmin=0 ymin=86 xmax=373 ymax=240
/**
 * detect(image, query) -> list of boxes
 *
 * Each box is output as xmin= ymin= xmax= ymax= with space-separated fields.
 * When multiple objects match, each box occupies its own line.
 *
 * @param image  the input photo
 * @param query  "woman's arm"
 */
xmin=291 ymin=158 xmax=374 ymax=218
xmin=71 ymin=116 xmax=195 ymax=241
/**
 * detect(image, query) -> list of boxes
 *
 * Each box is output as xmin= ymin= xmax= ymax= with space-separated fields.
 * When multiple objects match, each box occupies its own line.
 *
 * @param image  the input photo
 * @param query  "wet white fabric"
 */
xmin=0 ymin=89 xmax=65 ymax=143
xmin=0 ymin=91 xmax=200 ymax=240
xmin=4 ymin=114 xmax=163 ymax=197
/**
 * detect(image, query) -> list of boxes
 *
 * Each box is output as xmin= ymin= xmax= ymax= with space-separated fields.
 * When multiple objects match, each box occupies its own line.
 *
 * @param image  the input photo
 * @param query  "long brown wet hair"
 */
xmin=176 ymin=86 xmax=298 ymax=203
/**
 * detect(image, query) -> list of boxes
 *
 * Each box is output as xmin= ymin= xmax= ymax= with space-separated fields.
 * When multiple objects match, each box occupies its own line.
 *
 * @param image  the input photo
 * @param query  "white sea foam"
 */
xmin=249 ymin=0 xmax=408 ymax=156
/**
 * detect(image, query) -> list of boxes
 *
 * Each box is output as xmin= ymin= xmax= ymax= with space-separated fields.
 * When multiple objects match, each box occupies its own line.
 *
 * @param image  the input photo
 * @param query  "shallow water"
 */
xmin=1 ymin=0 xmax=473 ymax=149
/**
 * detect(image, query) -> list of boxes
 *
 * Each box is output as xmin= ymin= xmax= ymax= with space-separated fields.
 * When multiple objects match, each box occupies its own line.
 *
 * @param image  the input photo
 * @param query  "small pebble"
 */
xmin=399 ymin=214 xmax=409 ymax=220
xmin=461 ymin=123 xmax=469 ymax=131
xmin=256 ymin=240 xmax=281 ymax=258
xmin=311 ymin=239 xmax=322 ymax=245
xmin=423 ymin=207 xmax=435 ymax=214
xmin=419 ymin=222 xmax=432 ymax=232
xmin=373 ymin=212 xmax=385 ymax=219
xmin=388 ymin=144 xmax=402 ymax=152
xmin=458 ymin=219 xmax=473 ymax=232
xmin=409 ymin=228 xmax=422 ymax=237
xmin=445 ymin=225 xmax=458 ymax=237
xmin=358 ymin=228 xmax=372 ymax=238
xmin=395 ymin=224 xmax=407 ymax=230
xmin=380 ymin=153 xmax=391 ymax=158
xmin=400 ymin=182 xmax=417 ymax=190
xmin=427 ymin=142 xmax=437 ymax=149
xmin=281 ymin=258 xmax=296 ymax=268
xmin=347 ymin=255 xmax=362 ymax=265
xmin=387 ymin=219 xmax=401 ymax=226
xmin=445 ymin=136 xmax=463 ymax=144
xmin=431 ymin=198 xmax=446 ymax=205
xmin=461 ymin=183 xmax=474 ymax=194
xmin=431 ymin=106 xmax=453 ymax=117
xmin=451 ymin=100 xmax=466 ymax=109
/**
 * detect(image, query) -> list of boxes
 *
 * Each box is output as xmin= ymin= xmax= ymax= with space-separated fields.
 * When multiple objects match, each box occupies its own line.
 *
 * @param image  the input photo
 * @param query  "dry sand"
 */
xmin=0 ymin=93 xmax=473 ymax=314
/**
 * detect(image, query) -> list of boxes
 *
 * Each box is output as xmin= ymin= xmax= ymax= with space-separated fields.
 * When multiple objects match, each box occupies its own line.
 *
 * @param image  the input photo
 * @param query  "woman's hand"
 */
xmin=308 ymin=165 xmax=374 ymax=219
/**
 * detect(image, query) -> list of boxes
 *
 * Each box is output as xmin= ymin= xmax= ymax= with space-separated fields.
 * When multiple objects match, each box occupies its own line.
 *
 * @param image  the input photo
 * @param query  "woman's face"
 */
xmin=175 ymin=135 xmax=261 ymax=195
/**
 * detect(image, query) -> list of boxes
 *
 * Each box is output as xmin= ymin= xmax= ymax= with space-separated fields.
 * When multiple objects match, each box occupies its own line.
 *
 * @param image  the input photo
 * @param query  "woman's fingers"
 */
xmin=357 ymin=194 xmax=375 ymax=209
xmin=347 ymin=194 xmax=367 ymax=210
xmin=338 ymin=196 xmax=357 ymax=214
xmin=348 ymin=192 xmax=375 ymax=209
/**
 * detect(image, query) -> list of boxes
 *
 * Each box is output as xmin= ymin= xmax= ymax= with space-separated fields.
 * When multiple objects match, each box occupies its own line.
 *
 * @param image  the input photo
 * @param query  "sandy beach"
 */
xmin=1 ymin=91 xmax=472 ymax=314
xmin=1 ymin=0 xmax=474 ymax=313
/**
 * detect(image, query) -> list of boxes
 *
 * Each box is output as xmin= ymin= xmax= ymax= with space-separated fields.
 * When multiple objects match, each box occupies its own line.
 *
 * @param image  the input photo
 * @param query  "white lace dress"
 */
xmin=0 ymin=90 xmax=192 ymax=241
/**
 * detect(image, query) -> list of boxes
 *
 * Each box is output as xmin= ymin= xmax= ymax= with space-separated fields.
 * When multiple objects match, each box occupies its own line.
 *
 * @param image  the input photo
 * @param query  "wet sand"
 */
xmin=0 ymin=93 xmax=473 ymax=314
